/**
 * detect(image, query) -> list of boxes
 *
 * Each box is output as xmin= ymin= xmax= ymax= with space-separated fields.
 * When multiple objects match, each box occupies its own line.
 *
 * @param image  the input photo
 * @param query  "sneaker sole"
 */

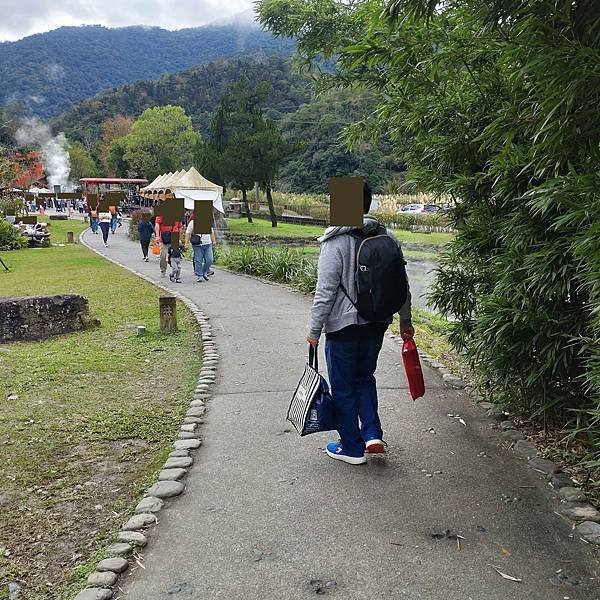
xmin=325 ymin=448 xmax=366 ymax=465
xmin=365 ymin=441 xmax=385 ymax=454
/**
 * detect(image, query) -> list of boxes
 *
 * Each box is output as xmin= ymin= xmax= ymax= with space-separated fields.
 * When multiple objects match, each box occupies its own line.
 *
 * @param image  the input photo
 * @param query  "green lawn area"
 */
xmin=226 ymin=217 xmax=453 ymax=247
xmin=226 ymin=217 xmax=323 ymax=238
xmin=391 ymin=229 xmax=453 ymax=247
xmin=0 ymin=219 xmax=202 ymax=599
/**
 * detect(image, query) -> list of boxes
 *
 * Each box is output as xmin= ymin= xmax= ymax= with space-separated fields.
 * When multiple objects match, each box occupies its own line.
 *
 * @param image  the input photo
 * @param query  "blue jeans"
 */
xmin=324 ymin=332 xmax=385 ymax=457
xmin=192 ymin=243 xmax=213 ymax=277
xmin=91 ymin=218 xmax=99 ymax=233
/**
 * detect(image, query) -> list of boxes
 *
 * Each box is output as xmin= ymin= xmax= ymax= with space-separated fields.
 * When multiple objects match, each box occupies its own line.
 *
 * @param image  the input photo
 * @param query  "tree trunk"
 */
xmin=242 ymin=188 xmax=253 ymax=223
xmin=266 ymin=185 xmax=278 ymax=228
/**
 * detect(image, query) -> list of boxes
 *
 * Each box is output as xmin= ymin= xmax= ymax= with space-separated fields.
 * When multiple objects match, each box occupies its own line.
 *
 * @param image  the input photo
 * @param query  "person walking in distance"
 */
xmin=307 ymin=182 xmax=413 ymax=465
xmin=154 ymin=214 xmax=182 ymax=278
xmin=185 ymin=214 xmax=216 ymax=282
xmin=138 ymin=214 xmax=154 ymax=262
xmin=98 ymin=208 xmax=112 ymax=247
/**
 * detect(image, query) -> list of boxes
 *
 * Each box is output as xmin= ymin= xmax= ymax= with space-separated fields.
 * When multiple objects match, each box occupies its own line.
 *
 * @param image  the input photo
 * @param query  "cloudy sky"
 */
xmin=0 ymin=0 xmax=254 ymax=42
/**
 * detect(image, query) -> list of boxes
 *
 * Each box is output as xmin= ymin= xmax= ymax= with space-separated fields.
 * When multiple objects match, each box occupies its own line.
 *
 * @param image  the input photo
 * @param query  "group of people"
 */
xmin=137 ymin=210 xmax=216 ymax=284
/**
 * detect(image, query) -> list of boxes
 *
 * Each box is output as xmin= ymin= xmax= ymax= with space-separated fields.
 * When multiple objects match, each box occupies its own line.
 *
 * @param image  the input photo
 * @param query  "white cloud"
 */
xmin=0 ymin=0 xmax=254 ymax=42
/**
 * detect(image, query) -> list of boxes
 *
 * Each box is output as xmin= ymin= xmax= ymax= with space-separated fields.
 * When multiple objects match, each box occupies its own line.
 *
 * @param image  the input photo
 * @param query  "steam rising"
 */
xmin=16 ymin=117 xmax=72 ymax=190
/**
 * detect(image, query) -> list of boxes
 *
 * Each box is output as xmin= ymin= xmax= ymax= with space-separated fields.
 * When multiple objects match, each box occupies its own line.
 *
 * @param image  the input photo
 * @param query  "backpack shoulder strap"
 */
xmin=338 ymin=229 xmax=363 ymax=308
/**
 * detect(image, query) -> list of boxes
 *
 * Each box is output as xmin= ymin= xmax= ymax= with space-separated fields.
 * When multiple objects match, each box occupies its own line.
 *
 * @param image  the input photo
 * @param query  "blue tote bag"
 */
xmin=287 ymin=345 xmax=335 ymax=436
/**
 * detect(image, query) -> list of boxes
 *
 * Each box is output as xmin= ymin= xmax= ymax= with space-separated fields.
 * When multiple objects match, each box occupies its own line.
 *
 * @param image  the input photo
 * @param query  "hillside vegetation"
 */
xmin=53 ymin=55 xmax=404 ymax=192
xmin=0 ymin=24 xmax=294 ymax=118
xmin=53 ymin=55 xmax=310 ymax=142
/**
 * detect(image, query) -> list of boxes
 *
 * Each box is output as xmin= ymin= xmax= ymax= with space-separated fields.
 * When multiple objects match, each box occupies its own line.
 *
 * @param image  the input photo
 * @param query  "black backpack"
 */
xmin=340 ymin=226 xmax=408 ymax=322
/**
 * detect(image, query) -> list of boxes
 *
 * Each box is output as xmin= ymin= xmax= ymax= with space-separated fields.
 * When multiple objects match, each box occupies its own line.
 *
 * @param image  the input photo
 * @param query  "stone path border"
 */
xmin=74 ymin=231 xmax=219 ymax=600
xmin=387 ymin=332 xmax=600 ymax=546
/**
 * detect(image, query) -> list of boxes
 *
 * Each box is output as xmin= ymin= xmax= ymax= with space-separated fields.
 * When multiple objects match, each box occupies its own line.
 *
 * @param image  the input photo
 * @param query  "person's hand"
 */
xmin=307 ymin=336 xmax=319 ymax=347
xmin=400 ymin=326 xmax=415 ymax=341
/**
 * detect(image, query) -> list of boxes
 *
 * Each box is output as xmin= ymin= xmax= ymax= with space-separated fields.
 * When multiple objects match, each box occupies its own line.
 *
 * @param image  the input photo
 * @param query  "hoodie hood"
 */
xmin=318 ymin=215 xmax=380 ymax=243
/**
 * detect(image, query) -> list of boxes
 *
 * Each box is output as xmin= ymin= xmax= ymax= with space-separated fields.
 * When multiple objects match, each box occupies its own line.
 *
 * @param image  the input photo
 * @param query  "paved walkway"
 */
xmin=83 ymin=228 xmax=597 ymax=600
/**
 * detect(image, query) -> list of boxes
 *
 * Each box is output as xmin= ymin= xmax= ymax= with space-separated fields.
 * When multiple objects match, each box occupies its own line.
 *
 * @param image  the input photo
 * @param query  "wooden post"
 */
xmin=67 ymin=231 xmax=74 ymax=243
xmin=159 ymin=296 xmax=177 ymax=333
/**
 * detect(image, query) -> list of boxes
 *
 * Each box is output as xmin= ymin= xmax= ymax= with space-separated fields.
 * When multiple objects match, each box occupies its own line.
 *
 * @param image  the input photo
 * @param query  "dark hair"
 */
xmin=363 ymin=181 xmax=372 ymax=214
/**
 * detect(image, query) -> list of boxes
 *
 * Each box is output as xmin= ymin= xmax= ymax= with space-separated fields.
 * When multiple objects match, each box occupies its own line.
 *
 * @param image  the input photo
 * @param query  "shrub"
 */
xmin=0 ymin=219 xmax=27 ymax=250
xmin=217 ymin=246 xmax=317 ymax=293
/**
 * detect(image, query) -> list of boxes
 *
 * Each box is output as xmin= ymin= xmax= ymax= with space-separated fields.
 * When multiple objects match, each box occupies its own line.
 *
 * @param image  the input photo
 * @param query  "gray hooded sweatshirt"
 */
xmin=307 ymin=215 xmax=412 ymax=339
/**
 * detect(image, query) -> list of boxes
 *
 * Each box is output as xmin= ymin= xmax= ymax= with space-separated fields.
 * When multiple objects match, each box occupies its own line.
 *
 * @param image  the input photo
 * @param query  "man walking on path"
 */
xmin=307 ymin=183 xmax=414 ymax=464
xmin=185 ymin=215 xmax=216 ymax=282
xmin=138 ymin=215 xmax=154 ymax=262
xmin=154 ymin=214 xmax=182 ymax=278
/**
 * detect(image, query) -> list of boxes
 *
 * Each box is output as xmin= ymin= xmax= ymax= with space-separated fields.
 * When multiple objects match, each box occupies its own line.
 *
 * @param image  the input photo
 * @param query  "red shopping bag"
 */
xmin=402 ymin=338 xmax=425 ymax=401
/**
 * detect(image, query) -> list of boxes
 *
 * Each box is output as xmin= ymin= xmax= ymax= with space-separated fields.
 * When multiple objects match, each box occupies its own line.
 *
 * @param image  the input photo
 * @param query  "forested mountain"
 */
xmin=53 ymin=54 xmax=402 ymax=192
xmin=54 ymin=55 xmax=311 ymax=143
xmin=0 ymin=23 xmax=294 ymax=118
xmin=277 ymin=90 xmax=404 ymax=192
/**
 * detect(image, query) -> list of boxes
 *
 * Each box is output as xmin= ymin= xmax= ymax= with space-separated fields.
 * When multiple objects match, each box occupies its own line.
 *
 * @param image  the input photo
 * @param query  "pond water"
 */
xmin=405 ymin=258 xmax=438 ymax=312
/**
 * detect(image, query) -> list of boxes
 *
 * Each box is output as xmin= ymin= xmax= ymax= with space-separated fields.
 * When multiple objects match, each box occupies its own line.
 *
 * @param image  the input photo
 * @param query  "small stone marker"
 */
xmin=67 ymin=231 xmax=74 ymax=243
xmin=159 ymin=296 xmax=177 ymax=332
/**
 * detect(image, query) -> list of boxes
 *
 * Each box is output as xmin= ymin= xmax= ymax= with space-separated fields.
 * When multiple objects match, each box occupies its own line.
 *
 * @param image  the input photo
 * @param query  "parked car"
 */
xmin=398 ymin=203 xmax=441 ymax=214
xmin=399 ymin=203 xmax=426 ymax=214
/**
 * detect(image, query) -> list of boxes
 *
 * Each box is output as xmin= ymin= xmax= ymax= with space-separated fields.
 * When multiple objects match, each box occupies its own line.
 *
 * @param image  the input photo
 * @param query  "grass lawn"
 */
xmin=0 ymin=219 xmax=202 ymax=599
xmin=226 ymin=217 xmax=323 ymax=238
xmin=226 ymin=217 xmax=453 ymax=247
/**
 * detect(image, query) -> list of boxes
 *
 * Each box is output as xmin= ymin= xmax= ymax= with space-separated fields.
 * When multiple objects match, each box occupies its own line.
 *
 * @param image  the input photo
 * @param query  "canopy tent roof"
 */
xmin=174 ymin=167 xmax=222 ymax=193
xmin=141 ymin=167 xmax=223 ymax=196
xmin=161 ymin=170 xmax=185 ymax=190
xmin=141 ymin=172 xmax=171 ymax=192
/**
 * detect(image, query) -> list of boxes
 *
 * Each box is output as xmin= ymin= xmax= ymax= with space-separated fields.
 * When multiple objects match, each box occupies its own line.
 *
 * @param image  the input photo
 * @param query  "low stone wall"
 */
xmin=0 ymin=295 xmax=100 ymax=343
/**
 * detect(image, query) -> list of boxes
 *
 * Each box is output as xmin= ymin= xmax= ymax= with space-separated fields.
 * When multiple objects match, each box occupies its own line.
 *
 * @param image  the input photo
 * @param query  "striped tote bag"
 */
xmin=287 ymin=345 xmax=335 ymax=436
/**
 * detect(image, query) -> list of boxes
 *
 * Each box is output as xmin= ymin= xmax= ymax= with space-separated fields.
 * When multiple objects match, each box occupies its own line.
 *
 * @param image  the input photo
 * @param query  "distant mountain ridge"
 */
xmin=53 ymin=54 xmax=311 ymax=143
xmin=0 ymin=22 xmax=294 ymax=118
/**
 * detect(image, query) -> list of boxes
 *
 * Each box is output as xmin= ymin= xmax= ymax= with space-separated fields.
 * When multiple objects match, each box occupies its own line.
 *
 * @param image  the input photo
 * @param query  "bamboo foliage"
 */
xmin=258 ymin=0 xmax=600 ymax=460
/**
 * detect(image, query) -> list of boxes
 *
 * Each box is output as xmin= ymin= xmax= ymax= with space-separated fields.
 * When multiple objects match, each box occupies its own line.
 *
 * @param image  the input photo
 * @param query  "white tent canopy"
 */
xmin=143 ymin=167 xmax=224 ymax=213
